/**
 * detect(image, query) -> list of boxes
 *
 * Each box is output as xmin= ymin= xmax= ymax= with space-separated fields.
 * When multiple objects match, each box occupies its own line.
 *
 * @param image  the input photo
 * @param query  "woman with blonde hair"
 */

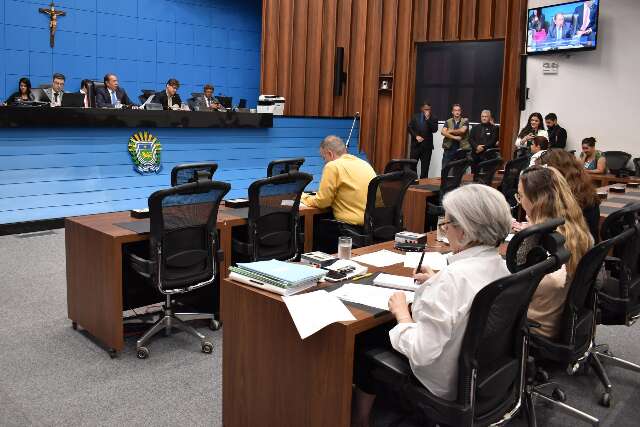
xmin=517 ymin=165 xmax=592 ymax=338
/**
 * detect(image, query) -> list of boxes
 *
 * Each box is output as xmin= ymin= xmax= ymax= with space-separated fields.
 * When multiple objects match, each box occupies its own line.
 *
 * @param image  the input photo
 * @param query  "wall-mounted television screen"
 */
xmin=526 ymin=0 xmax=599 ymax=55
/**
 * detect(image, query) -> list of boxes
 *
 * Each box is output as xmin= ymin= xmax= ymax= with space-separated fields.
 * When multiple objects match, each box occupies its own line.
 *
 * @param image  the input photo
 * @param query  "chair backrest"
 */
xmin=90 ymin=81 xmax=105 ymax=107
xmin=482 ymin=148 xmax=501 ymax=160
xmin=267 ymin=158 xmax=305 ymax=177
xmin=148 ymin=180 xmax=230 ymax=293
xmin=440 ymin=157 xmax=472 ymax=199
xmin=472 ymin=156 xmax=502 ymax=186
xmin=505 ymin=218 xmax=569 ymax=274
xmin=455 ymin=227 xmax=568 ymax=422
xmin=171 ymin=162 xmax=218 ymax=186
xmin=246 ymin=172 xmax=313 ymax=261
xmin=363 ymin=169 xmax=417 ymax=243
xmin=633 ymin=158 xmax=640 ymax=177
xmin=384 ymin=158 xmax=418 ymax=174
xmin=603 ymin=151 xmax=632 ymax=177
xmin=499 ymin=156 xmax=529 ymax=208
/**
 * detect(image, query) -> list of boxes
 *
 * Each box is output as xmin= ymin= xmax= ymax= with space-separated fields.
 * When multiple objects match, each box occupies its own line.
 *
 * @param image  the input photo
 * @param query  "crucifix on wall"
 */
xmin=39 ymin=2 xmax=66 ymax=48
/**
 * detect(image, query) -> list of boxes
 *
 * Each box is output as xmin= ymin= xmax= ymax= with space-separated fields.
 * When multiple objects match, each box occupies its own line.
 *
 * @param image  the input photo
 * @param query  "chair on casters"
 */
xmin=359 ymin=220 xmax=568 ymax=427
xmin=472 ymin=156 xmax=502 ymax=186
xmin=498 ymin=156 xmax=529 ymax=215
xmin=594 ymin=203 xmax=640 ymax=392
xmin=603 ymin=151 xmax=633 ymax=177
xmin=171 ymin=162 xmax=218 ymax=186
xmin=266 ymin=157 xmax=305 ymax=177
xmin=426 ymin=157 xmax=472 ymax=228
xmin=128 ymin=180 xmax=231 ymax=359
xmin=383 ymin=159 xmax=418 ymax=174
xmin=335 ymin=169 xmax=417 ymax=248
xmin=232 ymin=172 xmax=312 ymax=261
xmin=633 ymin=158 xmax=640 ymax=177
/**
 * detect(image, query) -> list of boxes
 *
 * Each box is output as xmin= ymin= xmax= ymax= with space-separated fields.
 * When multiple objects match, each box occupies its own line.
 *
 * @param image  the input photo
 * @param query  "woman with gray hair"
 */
xmin=352 ymin=184 xmax=512 ymax=427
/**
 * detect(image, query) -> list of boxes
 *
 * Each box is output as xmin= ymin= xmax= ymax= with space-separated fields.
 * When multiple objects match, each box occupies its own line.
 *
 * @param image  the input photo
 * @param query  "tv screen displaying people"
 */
xmin=527 ymin=0 xmax=599 ymax=54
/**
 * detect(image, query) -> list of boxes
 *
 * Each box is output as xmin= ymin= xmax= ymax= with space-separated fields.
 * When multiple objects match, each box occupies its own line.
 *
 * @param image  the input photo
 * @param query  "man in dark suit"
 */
xmin=544 ymin=113 xmax=567 ymax=149
xmin=546 ymin=13 xmax=573 ymax=44
xmin=469 ymin=109 xmax=500 ymax=173
xmin=196 ymin=84 xmax=221 ymax=111
xmin=155 ymin=78 xmax=182 ymax=110
xmin=407 ymin=101 xmax=438 ymax=178
xmin=574 ymin=0 xmax=597 ymax=43
xmin=43 ymin=73 xmax=66 ymax=107
xmin=95 ymin=73 xmax=136 ymax=108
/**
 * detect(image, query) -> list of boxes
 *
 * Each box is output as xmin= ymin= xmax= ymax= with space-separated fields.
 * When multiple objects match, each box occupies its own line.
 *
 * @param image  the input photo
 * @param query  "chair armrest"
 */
xmin=427 ymin=202 xmax=445 ymax=216
xmin=365 ymin=347 xmax=412 ymax=377
xmin=128 ymin=253 xmax=154 ymax=279
xmin=604 ymin=256 xmax=621 ymax=274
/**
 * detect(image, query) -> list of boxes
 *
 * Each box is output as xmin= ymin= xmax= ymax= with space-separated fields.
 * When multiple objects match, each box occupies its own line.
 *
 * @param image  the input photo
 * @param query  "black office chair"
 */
xmin=482 ymin=147 xmax=501 ymax=160
xmin=359 ymin=221 xmax=568 ymax=427
xmin=603 ymin=151 xmax=633 ymax=177
xmin=232 ymin=172 xmax=312 ymax=262
xmin=594 ymin=203 xmax=640 ymax=394
xmin=266 ymin=158 xmax=305 ymax=177
xmin=514 ymin=147 xmax=529 ymax=159
xmin=89 ymin=81 xmax=105 ymax=108
xmin=139 ymin=89 xmax=156 ymax=104
xmin=450 ymin=148 xmax=471 ymax=162
xmin=383 ymin=158 xmax=418 ymax=174
xmin=336 ymin=169 xmax=416 ymax=248
xmin=499 ymin=156 xmax=529 ymax=214
xmin=472 ymin=156 xmax=502 ymax=186
xmin=127 ymin=180 xmax=231 ymax=359
xmin=171 ymin=162 xmax=218 ymax=186
xmin=633 ymin=158 xmax=640 ymax=177
xmin=426 ymin=157 xmax=472 ymax=226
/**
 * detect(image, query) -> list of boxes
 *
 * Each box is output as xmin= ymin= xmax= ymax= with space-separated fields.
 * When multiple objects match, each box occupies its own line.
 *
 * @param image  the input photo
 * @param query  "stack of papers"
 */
xmin=373 ymin=273 xmax=419 ymax=291
xmin=404 ymin=251 xmax=450 ymax=271
xmin=331 ymin=283 xmax=414 ymax=311
xmin=230 ymin=259 xmax=327 ymax=296
xmin=283 ymin=290 xmax=355 ymax=339
xmin=352 ymin=250 xmax=406 ymax=267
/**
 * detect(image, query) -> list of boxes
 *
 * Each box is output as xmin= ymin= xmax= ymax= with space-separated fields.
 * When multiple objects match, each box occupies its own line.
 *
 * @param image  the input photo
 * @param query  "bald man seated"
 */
xmin=301 ymin=135 xmax=377 ymax=226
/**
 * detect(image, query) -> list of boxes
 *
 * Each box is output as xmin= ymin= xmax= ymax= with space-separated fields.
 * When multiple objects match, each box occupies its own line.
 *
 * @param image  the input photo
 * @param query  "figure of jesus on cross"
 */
xmin=39 ymin=2 xmax=66 ymax=48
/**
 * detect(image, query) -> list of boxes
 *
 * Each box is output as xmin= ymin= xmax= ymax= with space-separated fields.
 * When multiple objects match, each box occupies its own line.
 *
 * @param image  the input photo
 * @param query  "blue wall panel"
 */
xmin=0 ymin=0 xmax=261 ymax=106
xmin=0 ymin=117 xmax=364 ymax=224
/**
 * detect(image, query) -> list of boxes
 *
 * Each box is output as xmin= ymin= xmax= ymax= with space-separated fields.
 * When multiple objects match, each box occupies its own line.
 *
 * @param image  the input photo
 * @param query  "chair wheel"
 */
xmin=137 ymin=347 xmax=149 ymax=359
xmin=72 ymin=321 xmax=78 ymax=330
xmin=600 ymin=392 xmax=612 ymax=407
xmin=209 ymin=320 xmax=222 ymax=331
xmin=552 ymin=387 xmax=566 ymax=403
xmin=536 ymin=369 xmax=550 ymax=382
xmin=202 ymin=341 xmax=213 ymax=354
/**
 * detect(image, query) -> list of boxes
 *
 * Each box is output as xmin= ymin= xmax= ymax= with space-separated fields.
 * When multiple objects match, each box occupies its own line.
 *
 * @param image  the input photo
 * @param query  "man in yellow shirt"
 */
xmin=301 ymin=135 xmax=376 ymax=226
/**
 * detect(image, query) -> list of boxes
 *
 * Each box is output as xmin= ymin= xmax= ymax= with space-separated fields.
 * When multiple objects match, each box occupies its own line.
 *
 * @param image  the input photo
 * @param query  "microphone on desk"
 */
xmin=345 ymin=112 xmax=360 ymax=149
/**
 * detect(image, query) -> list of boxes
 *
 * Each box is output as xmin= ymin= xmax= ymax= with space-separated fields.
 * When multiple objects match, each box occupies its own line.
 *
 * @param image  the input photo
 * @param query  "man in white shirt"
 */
xmin=352 ymin=184 xmax=512 ymax=426
xmin=528 ymin=136 xmax=549 ymax=167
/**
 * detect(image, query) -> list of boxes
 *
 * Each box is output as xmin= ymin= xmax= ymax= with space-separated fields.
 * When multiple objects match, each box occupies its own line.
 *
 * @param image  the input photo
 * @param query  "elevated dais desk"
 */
xmin=65 ymin=204 xmax=324 ymax=356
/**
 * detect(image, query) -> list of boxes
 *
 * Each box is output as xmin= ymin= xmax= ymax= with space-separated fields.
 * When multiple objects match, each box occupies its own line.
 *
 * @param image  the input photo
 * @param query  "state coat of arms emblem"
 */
xmin=128 ymin=131 xmax=162 ymax=174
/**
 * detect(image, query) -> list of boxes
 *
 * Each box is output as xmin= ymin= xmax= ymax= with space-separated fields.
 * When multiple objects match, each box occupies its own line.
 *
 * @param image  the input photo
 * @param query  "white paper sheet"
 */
xmin=283 ymin=290 xmax=356 ymax=339
xmin=352 ymin=249 xmax=406 ymax=267
xmin=331 ymin=283 xmax=414 ymax=311
xmin=404 ymin=251 xmax=450 ymax=271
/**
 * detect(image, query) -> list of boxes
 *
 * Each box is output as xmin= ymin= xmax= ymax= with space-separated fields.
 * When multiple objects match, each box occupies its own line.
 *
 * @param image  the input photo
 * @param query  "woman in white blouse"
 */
xmin=352 ymin=184 xmax=513 ymax=427
xmin=514 ymin=112 xmax=548 ymax=151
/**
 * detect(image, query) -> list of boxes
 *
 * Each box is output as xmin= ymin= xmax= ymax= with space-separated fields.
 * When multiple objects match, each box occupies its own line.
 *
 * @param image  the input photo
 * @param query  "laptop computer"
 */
xmin=61 ymin=92 xmax=85 ymax=108
xmin=217 ymin=96 xmax=232 ymax=109
xmin=30 ymin=88 xmax=48 ymax=103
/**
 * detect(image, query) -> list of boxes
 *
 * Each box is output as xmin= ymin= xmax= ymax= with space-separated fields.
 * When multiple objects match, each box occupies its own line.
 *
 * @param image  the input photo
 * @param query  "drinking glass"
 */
xmin=338 ymin=236 xmax=352 ymax=260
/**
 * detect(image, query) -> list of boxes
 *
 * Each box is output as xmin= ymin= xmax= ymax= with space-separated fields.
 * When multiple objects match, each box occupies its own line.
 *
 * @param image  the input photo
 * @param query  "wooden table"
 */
xmin=221 ymin=235 xmax=450 ymax=427
xmin=65 ymin=204 xmax=324 ymax=355
xmin=598 ymin=185 xmax=640 ymax=223
xmin=589 ymin=174 xmax=640 ymax=188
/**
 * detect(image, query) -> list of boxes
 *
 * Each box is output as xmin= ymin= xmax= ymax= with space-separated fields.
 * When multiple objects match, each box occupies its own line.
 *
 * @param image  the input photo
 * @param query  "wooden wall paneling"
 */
xmin=333 ymin=0 xmax=353 ymax=116
xmin=319 ymin=0 xmax=338 ymax=116
xmin=346 ymin=0 xmax=368 ymax=116
xmin=493 ymin=0 xmax=508 ymax=38
xmin=498 ymin=0 xmax=527 ymax=161
xmin=476 ymin=0 xmax=495 ymax=39
xmin=372 ymin=0 xmax=399 ymax=169
xmin=289 ymin=0 xmax=309 ymax=115
xmin=443 ymin=0 xmax=462 ymax=40
xmin=389 ymin=0 xmax=414 ymax=161
xmin=359 ymin=0 xmax=383 ymax=157
xmin=260 ymin=0 xmax=280 ymax=94
xmin=412 ymin=0 xmax=428 ymax=42
xmin=460 ymin=0 xmax=479 ymax=40
xmin=276 ymin=0 xmax=294 ymax=108
xmin=305 ymin=0 xmax=324 ymax=115
xmin=427 ymin=0 xmax=445 ymax=41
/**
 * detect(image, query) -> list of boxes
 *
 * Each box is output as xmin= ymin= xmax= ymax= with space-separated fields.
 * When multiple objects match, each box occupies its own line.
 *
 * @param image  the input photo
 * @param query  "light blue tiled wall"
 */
xmin=0 ymin=0 xmax=261 ymax=105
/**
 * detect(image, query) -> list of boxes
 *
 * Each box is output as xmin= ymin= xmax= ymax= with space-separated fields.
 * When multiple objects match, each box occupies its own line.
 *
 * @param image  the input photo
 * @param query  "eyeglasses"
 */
xmin=437 ymin=220 xmax=454 ymax=234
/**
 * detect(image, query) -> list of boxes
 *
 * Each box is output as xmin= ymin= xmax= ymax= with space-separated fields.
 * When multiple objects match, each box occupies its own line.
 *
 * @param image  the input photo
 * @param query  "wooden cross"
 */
xmin=39 ymin=2 xmax=66 ymax=48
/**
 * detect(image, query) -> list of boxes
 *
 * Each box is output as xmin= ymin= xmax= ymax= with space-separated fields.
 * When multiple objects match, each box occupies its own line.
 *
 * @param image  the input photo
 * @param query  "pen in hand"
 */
xmin=414 ymin=250 xmax=426 ymax=283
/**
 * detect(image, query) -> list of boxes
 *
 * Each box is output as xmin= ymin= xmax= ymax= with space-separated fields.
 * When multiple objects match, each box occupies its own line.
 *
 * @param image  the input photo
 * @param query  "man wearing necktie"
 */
xmin=44 ymin=73 xmax=66 ymax=107
xmin=546 ymin=13 xmax=573 ymax=45
xmin=196 ymin=84 xmax=222 ymax=111
xmin=95 ymin=73 xmax=136 ymax=108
